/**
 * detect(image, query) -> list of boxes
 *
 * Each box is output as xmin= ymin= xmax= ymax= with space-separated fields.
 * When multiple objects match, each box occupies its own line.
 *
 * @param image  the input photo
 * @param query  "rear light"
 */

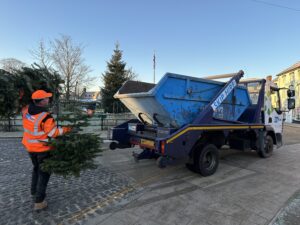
xmin=160 ymin=141 xmax=165 ymax=155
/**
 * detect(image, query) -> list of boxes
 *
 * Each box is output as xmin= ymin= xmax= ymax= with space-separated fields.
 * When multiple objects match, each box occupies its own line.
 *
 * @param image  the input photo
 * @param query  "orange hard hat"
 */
xmin=31 ymin=90 xmax=53 ymax=99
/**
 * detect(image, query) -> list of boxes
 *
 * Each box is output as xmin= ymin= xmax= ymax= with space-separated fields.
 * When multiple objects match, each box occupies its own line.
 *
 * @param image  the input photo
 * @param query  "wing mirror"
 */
xmin=287 ymin=85 xmax=295 ymax=110
xmin=287 ymin=85 xmax=295 ymax=97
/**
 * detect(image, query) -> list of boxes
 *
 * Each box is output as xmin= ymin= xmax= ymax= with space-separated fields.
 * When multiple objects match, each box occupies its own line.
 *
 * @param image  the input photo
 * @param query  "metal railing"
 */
xmin=0 ymin=113 xmax=136 ymax=132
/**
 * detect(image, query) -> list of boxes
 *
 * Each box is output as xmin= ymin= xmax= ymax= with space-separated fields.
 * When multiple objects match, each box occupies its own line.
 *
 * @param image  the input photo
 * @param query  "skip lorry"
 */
xmin=109 ymin=70 xmax=295 ymax=176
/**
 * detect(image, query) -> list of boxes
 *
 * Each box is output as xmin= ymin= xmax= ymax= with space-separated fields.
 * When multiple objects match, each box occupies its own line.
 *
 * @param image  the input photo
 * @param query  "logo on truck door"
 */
xmin=211 ymin=80 xmax=237 ymax=111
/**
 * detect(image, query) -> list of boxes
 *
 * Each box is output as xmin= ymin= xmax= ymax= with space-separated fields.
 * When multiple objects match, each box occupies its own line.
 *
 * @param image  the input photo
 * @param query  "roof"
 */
xmin=277 ymin=61 xmax=300 ymax=76
xmin=80 ymin=91 xmax=101 ymax=99
xmin=118 ymin=80 xmax=155 ymax=94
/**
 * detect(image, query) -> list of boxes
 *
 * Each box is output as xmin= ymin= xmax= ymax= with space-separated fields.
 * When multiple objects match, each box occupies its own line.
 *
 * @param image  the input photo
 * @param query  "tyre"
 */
xmin=109 ymin=142 xmax=117 ymax=150
xmin=258 ymin=135 xmax=273 ymax=158
xmin=193 ymin=144 xmax=219 ymax=176
xmin=132 ymin=152 xmax=139 ymax=162
xmin=156 ymin=156 xmax=167 ymax=168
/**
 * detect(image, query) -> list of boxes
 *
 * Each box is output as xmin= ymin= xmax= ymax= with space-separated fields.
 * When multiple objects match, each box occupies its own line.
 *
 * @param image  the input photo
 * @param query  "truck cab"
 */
xmin=240 ymin=76 xmax=295 ymax=149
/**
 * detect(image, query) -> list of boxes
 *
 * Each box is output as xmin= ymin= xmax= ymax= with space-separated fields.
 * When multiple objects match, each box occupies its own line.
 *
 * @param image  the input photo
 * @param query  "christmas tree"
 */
xmin=0 ymin=64 xmax=102 ymax=177
xmin=0 ymin=65 xmax=63 ymax=131
xmin=41 ymin=110 xmax=102 ymax=178
xmin=0 ymin=69 xmax=20 ymax=118
xmin=16 ymin=65 xmax=63 ymax=108
xmin=0 ymin=64 xmax=63 ymax=118
xmin=101 ymin=43 xmax=129 ymax=113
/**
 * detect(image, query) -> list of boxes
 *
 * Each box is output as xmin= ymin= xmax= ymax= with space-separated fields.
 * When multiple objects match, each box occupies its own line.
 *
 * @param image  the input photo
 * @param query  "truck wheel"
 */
xmin=109 ymin=142 xmax=117 ymax=150
xmin=258 ymin=135 xmax=273 ymax=158
xmin=194 ymin=144 xmax=219 ymax=176
xmin=156 ymin=156 xmax=167 ymax=168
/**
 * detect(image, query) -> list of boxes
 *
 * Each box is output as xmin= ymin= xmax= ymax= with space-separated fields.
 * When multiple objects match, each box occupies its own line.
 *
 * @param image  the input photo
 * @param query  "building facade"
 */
xmin=275 ymin=62 xmax=300 ymax=121
xmin=80 ymin=91 xmax=101 ymax=102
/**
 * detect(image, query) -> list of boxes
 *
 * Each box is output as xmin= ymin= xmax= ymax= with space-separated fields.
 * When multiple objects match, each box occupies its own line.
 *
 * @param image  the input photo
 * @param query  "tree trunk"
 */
xmin=66 ymin=79 xmax=70 ymax=101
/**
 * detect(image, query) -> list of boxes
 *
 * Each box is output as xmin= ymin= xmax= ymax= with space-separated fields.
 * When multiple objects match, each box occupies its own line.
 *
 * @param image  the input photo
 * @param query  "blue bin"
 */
xmin=114 ymin=73 xmax=251 ymax=127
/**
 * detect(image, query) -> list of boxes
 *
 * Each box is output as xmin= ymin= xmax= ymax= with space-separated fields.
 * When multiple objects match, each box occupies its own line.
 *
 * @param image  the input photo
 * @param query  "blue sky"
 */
xmin=1 ymin=0 xmax=300 ymax=90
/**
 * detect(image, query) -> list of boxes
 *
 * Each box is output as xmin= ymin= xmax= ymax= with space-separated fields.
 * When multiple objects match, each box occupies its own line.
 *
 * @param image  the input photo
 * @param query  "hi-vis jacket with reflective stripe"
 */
xmin=22 ymin=106 xmax=70 ymax=152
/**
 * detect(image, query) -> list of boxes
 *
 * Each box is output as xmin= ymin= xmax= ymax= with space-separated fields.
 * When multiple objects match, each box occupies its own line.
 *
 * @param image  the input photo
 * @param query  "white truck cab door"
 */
xmin=264 ymin=83 xmax=283 ymax=134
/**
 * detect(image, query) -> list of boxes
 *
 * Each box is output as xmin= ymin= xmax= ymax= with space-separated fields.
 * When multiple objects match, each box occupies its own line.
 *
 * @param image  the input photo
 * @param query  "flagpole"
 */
xmin=153 ymin=51 xmax=156 ymax=84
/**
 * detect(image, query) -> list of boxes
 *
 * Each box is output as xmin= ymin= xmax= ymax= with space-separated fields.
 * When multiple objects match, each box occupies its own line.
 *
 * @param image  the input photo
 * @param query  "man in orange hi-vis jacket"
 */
xmin=22 ymin=90 xmax=71 ymax=211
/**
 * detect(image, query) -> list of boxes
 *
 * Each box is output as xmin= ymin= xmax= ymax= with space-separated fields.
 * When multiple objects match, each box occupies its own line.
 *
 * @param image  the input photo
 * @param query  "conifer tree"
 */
xmin=0 ymin=64 xmax=102 ymax=178
xmin=101 ymin=43 xmax=129 ymax=113
xmin=17 ymin=65 xmax=63 ymax=108
xmin=0 ymin=64 xmax=63 ymax=117
xmin=0 ymin=65 xmax=63 ymax=130
xmin=41 ymin=110 xmax=102 ymax=178
xmin=0 ymin=69 xmax=20 ymax=130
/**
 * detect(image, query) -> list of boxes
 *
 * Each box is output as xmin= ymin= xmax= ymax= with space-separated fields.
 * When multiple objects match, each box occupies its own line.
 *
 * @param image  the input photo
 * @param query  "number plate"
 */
xmin=140 ymin=139 xmax=155 ymax=148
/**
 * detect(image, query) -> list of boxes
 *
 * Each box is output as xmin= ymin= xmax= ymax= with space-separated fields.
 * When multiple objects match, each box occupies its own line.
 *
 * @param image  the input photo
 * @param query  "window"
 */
xmin=282 ymin=74 xmax=286 ymax=85
xmin=271 ymin=88 xmax=282 ymax=113
xmin=246 ymin=82 xmax=261 ymax=104
xmin=290 ymin=72 xmax=295 ymax=85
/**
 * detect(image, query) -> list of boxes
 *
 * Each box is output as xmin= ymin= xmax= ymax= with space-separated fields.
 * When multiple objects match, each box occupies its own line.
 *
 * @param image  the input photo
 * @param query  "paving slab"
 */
xmin=271 ymin=189 xmax=300 ymax=225
xmin=89 ymin=144 xmax=300 ymax=225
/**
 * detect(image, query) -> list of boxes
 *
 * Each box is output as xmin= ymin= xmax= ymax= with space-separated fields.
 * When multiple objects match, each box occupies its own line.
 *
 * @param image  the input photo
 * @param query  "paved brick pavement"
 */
xmin=0 ymin=138 xmax=138 ymax=225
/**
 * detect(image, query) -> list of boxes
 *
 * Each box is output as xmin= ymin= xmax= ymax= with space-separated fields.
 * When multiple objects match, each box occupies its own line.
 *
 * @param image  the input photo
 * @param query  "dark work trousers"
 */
xmin=28 ymin=152 xmax=51 ymax=203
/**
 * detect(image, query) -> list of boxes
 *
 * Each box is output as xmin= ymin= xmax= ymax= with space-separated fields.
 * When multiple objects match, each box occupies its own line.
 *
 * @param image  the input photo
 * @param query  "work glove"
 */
xmin=63 ymin=126 xmax=73 ymax=133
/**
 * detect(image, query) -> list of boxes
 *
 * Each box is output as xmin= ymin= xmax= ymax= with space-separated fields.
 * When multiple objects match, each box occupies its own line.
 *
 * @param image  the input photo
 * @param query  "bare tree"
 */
xmin=0 ymin=58 xmax=26 ymax=73
xmin=30 ymin=39 xmax=52 ymax=68
xmin=125 ymin=67 xmax=138 ymax=80
xmin=51 ymin=35 xmax=92 ymax=101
